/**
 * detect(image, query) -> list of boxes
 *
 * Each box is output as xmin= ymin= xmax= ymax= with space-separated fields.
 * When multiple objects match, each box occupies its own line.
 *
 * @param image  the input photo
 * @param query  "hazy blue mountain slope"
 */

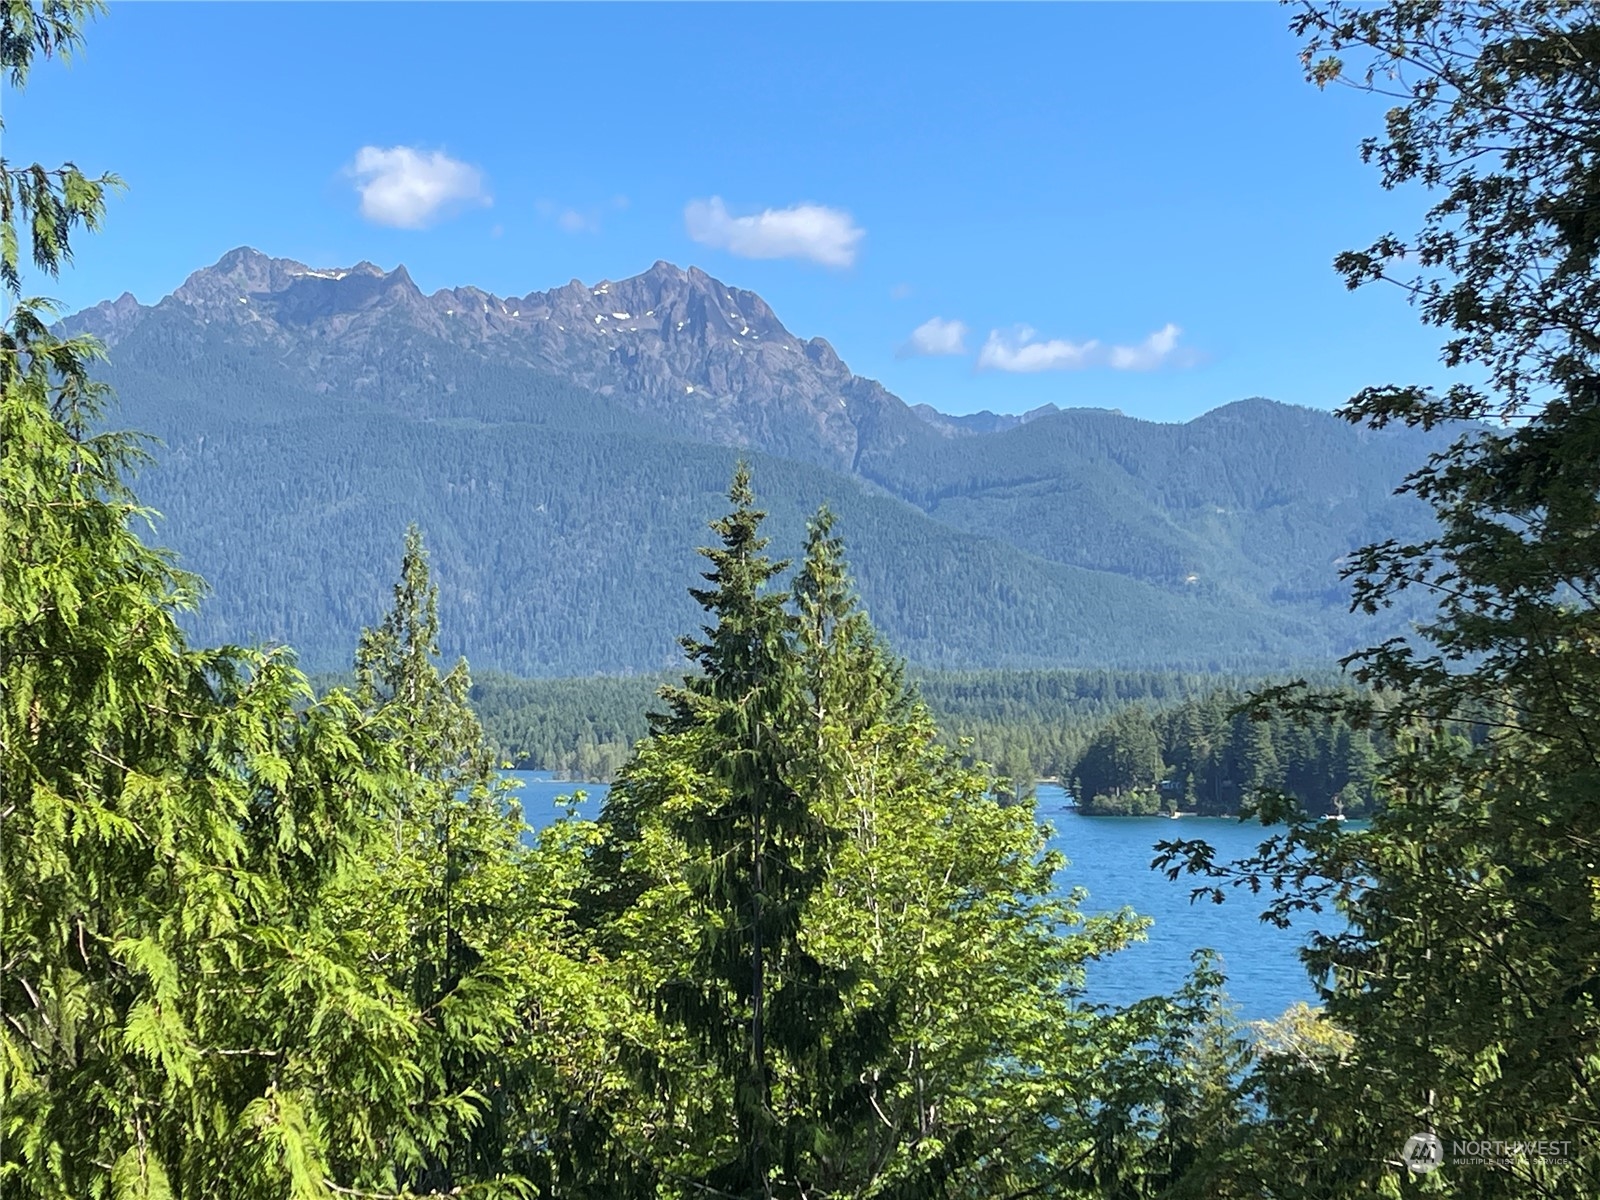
xmin=129 ymin=405 xmax=1337 ymax=675
xmin=858 ymin=399 xmax=1444 ymax=604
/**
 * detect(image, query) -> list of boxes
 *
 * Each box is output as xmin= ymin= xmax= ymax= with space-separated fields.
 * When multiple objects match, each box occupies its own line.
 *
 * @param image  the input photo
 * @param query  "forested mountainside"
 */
xmin=66 ymin=249 xmax=1446 ymax=674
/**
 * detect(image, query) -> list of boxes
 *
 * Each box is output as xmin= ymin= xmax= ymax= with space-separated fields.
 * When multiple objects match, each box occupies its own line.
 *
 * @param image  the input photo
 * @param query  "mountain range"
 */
xmin=64 ymin=248 xmax=1445 ymax=675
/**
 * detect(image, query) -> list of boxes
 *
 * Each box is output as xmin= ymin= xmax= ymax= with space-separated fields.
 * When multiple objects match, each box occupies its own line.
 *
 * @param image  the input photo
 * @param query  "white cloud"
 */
xmin=977 ymin=322 xmax=1193 ymax=372
xmin=898 ymin=316 xmax=969 ymax=358
xmin=978 ymin=326 xmax=1100 ymax=373
xmin=1108 ymin=323 xmax=1183 ymax=370
xmin=684 ymin=196 xmax=864 ymax=268
xmin=890 ymin=282 xmax=913 ymax=300
xmin=347 ymin=145 xmax=490 ymax=230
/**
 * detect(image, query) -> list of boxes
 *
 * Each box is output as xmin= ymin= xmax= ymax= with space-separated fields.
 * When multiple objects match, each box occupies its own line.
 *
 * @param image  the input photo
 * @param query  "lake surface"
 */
xmin=511 ymin=772 xmax=1332 ymax=1022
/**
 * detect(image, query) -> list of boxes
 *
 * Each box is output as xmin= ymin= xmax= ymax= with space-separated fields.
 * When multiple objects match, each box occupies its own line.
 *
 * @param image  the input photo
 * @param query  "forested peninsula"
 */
xmin=454 ymin=668 xmax=1383 ymax=820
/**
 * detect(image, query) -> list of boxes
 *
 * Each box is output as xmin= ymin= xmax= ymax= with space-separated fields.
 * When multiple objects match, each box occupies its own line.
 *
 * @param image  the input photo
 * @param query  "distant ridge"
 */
xmin=68 ymin=248 xmax=938 ymax=473
xmin=908 ymin=402 xmax=1067 ymax=436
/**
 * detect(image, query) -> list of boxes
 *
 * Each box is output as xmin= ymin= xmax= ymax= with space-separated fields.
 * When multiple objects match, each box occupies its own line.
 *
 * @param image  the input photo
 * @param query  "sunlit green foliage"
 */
xmin=571 ymin=488 xmax=1225 ymax=1199
xmin=0 ymin=11 xmax=587 ymax=1197
xmin=36 ymin=2 xmax=1593 ymax=1197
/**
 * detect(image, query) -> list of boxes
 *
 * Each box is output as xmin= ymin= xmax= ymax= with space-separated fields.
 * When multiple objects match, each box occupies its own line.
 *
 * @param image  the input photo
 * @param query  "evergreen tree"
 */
xmin=347 ymin=526 xmax=540 ymax=1193
xmin=1331 ymin=724 xmax=1379 ymax=816
xmin=1237 ymin=715 xmax=1281 ymax=800
xmin=792 ymin=506 xmax=911 ymax=749
xmin=356 ymin=524 xmax=492 ymax=785
xmin=1073 ymin=707 xmax=1164 ymax=812
xmin=584 ymin=494 xmax=1181 ymax=1198
xmin=597 ymin=465 xmax=841 ymax=1198
xmin=786 ymin=520 xmax=1183 ymax=1198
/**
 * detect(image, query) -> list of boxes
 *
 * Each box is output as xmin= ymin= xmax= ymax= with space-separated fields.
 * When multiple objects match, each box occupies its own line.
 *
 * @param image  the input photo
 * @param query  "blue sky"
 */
xmin=9 ymin=2 xmax=1460 ymax=421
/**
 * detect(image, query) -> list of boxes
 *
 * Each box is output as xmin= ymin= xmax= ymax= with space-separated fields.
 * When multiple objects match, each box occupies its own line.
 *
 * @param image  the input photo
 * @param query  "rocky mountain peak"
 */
xmin=158 ymin=248 xmax=432 ymax=337
xmin=66 ymin=251 xmax=938 ymax=471
xmin=62 ymin=290 xmax=143 ymax=343
xmin=804 ymin=337 xmax=844 ymax=373
xmin=644 ymin=260 xmax=687 ymax=283
xmin=172 ymin=247 xmax=310 ymax=308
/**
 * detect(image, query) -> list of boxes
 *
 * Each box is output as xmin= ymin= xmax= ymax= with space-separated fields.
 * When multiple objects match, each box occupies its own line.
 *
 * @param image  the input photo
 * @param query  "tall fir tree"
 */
xmin=784 ymin=510 xmax=1171 ymax=1198
xmin=347 ymin=525 xmax=534 ymax=1193
xmin=599 ymin=466 xmax=844 ymax=1198
xmin=355 ymin=525 xmax=492 ymax=785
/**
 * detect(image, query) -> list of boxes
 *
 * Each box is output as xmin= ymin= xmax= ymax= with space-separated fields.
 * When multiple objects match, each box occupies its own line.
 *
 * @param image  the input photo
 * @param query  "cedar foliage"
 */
xmin=0 ymin=6 xmax=454 ymax=1194
xmin=0 ymin=11 xmax=585 ymax=1198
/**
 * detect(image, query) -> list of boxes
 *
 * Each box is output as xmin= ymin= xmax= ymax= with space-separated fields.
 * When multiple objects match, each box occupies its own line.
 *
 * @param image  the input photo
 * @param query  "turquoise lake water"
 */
xmin=510 ymin=771 xmax=1332 ymax=1022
